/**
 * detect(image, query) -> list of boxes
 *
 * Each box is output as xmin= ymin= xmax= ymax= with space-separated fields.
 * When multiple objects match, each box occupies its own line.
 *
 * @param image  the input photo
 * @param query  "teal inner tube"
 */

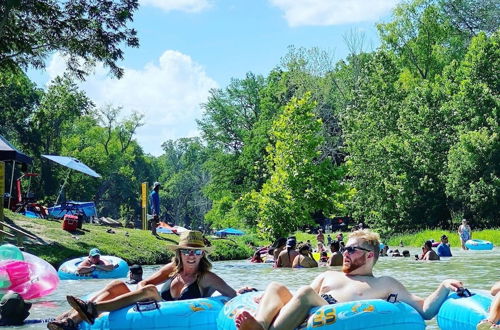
xmin=58 ymin=256 xmax=129 ymax=280
xmin=217 ymin=291 xmax=425 ymax=330
xmin=79 ymin=296 xmax=229 ymax=330
xmin=465 ymin=239 xmax=494 ymax=250
xmin=437 ymin=290 xmax=494 ymax=330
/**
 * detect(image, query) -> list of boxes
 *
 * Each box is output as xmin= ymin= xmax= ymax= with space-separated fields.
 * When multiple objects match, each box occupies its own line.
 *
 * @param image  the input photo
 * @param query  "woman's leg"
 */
xmin=91 ymin=284 xmax=161 ymax=313
xmin=49 ymin=280 xmax=132 ymax=329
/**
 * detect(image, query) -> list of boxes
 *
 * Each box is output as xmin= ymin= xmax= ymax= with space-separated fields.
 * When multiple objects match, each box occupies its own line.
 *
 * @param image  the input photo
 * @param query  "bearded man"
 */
xmin=235 ymin=229 xmax=464 ymax=330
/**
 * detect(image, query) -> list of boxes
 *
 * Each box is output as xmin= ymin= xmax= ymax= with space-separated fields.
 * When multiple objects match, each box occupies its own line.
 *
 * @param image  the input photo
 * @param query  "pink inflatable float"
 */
xmin=0 ymin=249 xmax=59 ymax=300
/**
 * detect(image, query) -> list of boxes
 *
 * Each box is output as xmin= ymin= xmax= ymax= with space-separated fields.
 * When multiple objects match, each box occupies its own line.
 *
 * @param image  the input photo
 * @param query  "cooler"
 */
xmin=62 ymin=214 xmax=78 ymax=231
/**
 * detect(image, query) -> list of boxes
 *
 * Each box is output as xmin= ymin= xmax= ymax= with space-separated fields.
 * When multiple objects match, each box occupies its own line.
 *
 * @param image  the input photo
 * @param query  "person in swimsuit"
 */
xmin=292 ymin=243 xmax=318 ymax=268
xmin=458 ymin=219 xmax=472 ymax=250
xmin=327 ymin=240 xmax=343 ymax=266
xmin=276 ymin=237 xmax=298 ymax=268
xmin=48 ymin=230 xmax=253 ymax=329
xmin=76 ymin=248 xmax=117 ymax=274
xmin=235 ymin=229 xmax=464 ymax=330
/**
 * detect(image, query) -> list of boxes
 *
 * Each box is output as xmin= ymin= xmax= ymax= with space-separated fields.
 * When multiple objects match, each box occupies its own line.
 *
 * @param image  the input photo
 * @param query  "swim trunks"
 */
xmin=321 ymin=294 xmax=338 ymax=305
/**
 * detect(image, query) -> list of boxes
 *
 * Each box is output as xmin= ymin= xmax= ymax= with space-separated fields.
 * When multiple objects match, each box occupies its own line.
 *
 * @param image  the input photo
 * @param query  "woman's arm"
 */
xmin=292 ymin=255 xmax=301 ymax=268
xmin=201 ymin=272 xmax=237 ymax=298
xmin=137 ymin=262 xmax=175 ymax=288
xmin=306 ymin=253 xmax=318 ymax=267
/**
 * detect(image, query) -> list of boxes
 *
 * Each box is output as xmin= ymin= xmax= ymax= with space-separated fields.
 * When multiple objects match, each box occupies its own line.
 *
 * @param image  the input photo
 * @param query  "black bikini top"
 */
xmin=160 ymin=275 xmax=202 ymax=301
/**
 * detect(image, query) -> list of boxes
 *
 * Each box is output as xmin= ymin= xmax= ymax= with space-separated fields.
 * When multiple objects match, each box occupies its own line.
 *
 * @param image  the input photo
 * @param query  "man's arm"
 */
xmin=76 ymin=260 xmax=94 ymax=274
xmin=95 ymin=261 xmax=118 ymax=272
xmin=388 ymin=277 xmax=463 ymax=320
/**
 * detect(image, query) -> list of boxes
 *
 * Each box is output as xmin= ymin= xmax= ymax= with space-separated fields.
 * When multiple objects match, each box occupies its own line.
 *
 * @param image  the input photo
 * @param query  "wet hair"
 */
xmin=424 ymin=240 xmax=433 ymax=249
xmin=171 ymin=249 xmax=212 ymax=278
xmin=272 ymin=237 xmax=287 ymax=249
xmin=330 ymin=240 xmax=340 ymax=252
xmin=348 ymin=229 xmax=381 ymax=263
xmin=402 ymin=250 xmax=410 ymax=257
xmin=298 ymin=243 xmax=310 ymax=254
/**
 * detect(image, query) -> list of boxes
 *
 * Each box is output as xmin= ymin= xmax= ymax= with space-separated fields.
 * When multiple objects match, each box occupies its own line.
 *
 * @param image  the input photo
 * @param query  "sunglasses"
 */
xmin=343 ymin=246 xmax=372 ymax=254
xmin=180 ymin=249 xmax=203 ymax=256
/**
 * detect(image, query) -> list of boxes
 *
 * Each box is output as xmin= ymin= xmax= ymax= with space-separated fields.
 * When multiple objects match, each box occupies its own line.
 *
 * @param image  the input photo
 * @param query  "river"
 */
xmin=14 ymin=247 xmax=500 ymax=329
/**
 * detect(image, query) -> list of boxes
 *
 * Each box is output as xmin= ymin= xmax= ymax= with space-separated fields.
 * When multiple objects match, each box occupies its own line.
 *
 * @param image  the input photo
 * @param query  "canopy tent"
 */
xmin=42 ymin=155 xmax=101 ymax=206
xmin=215 ymin=228 xmax=244 ymax=236
xmin=0 ymin=135 xmax=33 ymax=164
xmin=0 ymin=135 xmax=33 ymax=209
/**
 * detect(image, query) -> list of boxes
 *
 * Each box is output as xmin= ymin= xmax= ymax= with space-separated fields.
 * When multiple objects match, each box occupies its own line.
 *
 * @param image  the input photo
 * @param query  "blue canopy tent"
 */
xmin=215 ymin=228 xmax=245 ymax=236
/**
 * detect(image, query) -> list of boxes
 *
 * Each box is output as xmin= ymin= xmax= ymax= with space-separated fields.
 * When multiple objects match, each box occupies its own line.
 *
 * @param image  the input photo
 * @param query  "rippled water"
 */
xmin=14 ymin=247 xmax=500 ymax=329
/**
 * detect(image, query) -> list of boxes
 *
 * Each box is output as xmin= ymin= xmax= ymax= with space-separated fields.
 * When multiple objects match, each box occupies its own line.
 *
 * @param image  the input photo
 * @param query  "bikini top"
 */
xmin=160 ymin=275 xmax=203 ymax=301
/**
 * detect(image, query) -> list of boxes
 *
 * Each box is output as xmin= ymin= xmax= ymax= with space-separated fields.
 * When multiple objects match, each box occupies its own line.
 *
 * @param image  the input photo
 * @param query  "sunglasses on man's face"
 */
xmin=343 ymin=246 xmax=372 ymax=254
xmin=180 ymin=249 xmax=203 ymax=256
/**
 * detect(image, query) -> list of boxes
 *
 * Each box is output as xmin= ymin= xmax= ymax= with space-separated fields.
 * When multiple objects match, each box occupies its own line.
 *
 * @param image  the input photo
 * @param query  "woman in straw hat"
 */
xmin=48 ymin=230 xmax=253 ymax=329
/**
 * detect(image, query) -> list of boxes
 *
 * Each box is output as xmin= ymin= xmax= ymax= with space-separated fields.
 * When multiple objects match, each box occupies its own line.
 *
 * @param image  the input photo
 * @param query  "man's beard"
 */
xmin=342 ymin=255 xmax=366 ymax=273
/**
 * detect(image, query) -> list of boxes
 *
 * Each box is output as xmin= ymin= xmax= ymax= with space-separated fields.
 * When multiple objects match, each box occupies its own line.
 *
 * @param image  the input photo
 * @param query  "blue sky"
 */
xmin=29 ymin=0 xmax=399 ymax=156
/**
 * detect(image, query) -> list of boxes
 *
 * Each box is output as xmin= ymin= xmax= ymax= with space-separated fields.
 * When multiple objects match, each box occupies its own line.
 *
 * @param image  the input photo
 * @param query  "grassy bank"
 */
xmin=384 ymin=229 xmax=500 ymax=248
xmin=293 ymin=229 xmax=500 ymax=249
xmin=1 ymin=211 xmax=263 ymax=267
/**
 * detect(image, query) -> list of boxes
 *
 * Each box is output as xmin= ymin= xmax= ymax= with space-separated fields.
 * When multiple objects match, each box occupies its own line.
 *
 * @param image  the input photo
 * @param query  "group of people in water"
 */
xmin=41 ymin=227 xmax=498 ymax=330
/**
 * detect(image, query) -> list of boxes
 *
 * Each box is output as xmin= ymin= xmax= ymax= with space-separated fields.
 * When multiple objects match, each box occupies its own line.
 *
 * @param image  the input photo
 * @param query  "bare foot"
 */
xmin=235 ymin=311 xmax=265 ymax=330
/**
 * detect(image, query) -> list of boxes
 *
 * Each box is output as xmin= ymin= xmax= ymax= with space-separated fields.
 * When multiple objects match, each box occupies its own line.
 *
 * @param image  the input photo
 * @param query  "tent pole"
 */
xmin=55 ymin=169 xmax=72 ymax=205
xmin=8 ymin=161 xmax=15 ymax=210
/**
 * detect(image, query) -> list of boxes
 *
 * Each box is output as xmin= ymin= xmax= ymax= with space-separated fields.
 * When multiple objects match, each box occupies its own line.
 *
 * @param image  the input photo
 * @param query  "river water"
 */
xmin=14 ymin=247 xmax=500 ymax=329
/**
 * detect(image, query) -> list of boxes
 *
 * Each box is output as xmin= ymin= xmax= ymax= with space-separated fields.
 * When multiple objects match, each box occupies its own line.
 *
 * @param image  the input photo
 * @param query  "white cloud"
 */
xmin=269 ymin=0 xmax=399 ymax=26
xmin=47 ymin=51 xmax=218 ymax=156
xmin=140 ymin=0 xmax=212 ymax=13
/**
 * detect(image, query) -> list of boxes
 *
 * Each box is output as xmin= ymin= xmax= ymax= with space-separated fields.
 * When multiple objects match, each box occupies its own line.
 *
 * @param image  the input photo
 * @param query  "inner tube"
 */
xmin=437 ymin=290 xmax=494 ymax=330
xmin=58 ymin=256 xmax=129 ymax=280
xmin=217 ymin=291 xmax=425 ymax=330
xmin=465 ymin=239 xmax=494 ymax=250
xmin=79 ymin=296 xmax=229 ymax=330
xmin=0 ymin=251 xmax=59 ymax=300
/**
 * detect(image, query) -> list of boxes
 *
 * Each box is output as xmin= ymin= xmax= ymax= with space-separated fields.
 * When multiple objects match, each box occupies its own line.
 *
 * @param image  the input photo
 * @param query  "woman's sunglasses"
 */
xmin=342 ymin=246 xmax=372 ymax=254
xmin=180 ymin=249 xmax=203 ymax=256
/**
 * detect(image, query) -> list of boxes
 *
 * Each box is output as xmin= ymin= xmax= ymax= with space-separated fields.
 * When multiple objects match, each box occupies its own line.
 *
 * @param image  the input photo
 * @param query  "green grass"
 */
xmin=0 ymin=211 xmax=261 ymax=267
xmin=291 ymin=229 xmax=500 ymax=249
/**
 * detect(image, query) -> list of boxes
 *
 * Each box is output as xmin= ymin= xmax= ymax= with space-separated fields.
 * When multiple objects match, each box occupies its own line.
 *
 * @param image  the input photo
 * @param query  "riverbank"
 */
xmin=2 ymin=211 xmax=498 ymax=267
xmin=1 ymin=211 xmax=261 ymax=267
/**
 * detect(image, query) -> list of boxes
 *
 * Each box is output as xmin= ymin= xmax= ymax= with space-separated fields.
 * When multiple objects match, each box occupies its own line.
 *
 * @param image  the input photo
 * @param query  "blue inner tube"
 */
xmin=217 ymin=291 xmax=425 ymax=330
xmin=465 ymin=239 xmax=494 ymax=250
xmin=437 ymin=290 xmax=494 ymax=330
xmin=58 ymin=256 xmax=129 ymax=280
xmin=79 ymin=296 xmax=229 ymax=330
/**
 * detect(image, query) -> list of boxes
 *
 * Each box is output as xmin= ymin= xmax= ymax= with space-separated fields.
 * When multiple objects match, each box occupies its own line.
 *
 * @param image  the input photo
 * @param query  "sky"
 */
xmin=28 ymin=0 xmax=400 ymax=156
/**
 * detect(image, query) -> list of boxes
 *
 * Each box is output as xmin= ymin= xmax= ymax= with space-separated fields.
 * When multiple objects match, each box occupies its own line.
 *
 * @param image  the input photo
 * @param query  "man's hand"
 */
xmin=114 ymin=263 xmax=119 ymax=269
xmin=441 ymin=279 xmax=464 ymax=292
xmin=237 ymin=286 xmax=258 ymax=294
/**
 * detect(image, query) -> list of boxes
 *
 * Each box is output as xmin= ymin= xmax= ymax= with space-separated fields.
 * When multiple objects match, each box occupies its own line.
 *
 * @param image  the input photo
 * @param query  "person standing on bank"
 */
xmin=458 ymin=219 xmax=472 ymax=250
xmin=149 ymin=182 xmax=161 ymax=236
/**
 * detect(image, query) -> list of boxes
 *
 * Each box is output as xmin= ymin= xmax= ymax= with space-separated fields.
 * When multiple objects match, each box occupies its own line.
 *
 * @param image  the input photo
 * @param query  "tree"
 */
xmin=378 ymin=0 xmax=465 ymax=80
xmin=0 ymin=66 xmax=41 ymax=144
xmin=253 ymin=94 xmax=349 ymax=240
xmin=440 ymin=0 xmax=499 ymax=38
xmin=0 ymin=0 xmax=139 ymax=79
xmin=158 ymin=138 xmax=211 ymax=229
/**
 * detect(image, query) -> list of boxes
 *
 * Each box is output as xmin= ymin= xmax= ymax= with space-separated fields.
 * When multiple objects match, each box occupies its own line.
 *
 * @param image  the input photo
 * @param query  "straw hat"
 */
xmin=167 ymin=230 xmax=212 ymax=252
